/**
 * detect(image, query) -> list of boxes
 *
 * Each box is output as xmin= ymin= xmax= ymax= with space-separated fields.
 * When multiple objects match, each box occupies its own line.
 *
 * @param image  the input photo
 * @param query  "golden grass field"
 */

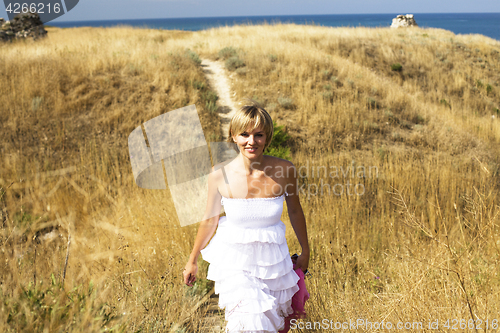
xmin=1 ymin=23 xmax=499 ymax=332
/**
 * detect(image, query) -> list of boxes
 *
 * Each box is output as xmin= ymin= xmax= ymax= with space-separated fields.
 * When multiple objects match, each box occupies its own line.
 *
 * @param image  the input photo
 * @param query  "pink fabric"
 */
xmin=278 ymin=264 xmax=309 ymax=333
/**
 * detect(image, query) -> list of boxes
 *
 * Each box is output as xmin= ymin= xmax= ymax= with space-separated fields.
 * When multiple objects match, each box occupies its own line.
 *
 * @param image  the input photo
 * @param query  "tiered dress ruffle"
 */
xmin=201 ymin=193 xmax=300 ymax=333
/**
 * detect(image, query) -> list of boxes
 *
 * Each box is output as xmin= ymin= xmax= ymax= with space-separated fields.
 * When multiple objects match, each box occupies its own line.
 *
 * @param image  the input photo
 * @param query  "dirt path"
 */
xmin=201 ymin=58 xmax=238 ymax=141
xmin=184 ymin=58 xmax=240 ymax=333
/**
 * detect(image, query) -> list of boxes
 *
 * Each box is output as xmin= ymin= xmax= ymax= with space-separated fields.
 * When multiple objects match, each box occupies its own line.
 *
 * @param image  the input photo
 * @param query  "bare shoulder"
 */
xmin=264 ymin=155 xmax=296 ymax=177
xmin=263 ymin=155 xmax=295 ymax=169
xmin=209 ymin=163 xmax=225 ymax=183
xmin=212 ymin=161 xmax=226 ymax=172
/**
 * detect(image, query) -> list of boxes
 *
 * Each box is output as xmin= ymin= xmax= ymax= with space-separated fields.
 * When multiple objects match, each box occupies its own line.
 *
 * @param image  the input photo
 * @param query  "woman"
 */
xmin=183 ymin=102 xmax=309 ymax=332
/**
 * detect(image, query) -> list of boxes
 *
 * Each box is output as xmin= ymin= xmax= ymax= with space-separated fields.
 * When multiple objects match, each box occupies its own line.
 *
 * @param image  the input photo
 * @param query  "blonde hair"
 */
xmin=228 ymin=100 xmax=274 ymax=149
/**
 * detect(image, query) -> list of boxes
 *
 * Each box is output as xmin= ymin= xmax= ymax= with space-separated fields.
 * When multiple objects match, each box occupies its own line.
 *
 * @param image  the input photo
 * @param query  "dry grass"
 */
xmin=1 ymin=23 xmax=500 ymax=332
xmin=0 ymin=26 xmax=220 ymax=332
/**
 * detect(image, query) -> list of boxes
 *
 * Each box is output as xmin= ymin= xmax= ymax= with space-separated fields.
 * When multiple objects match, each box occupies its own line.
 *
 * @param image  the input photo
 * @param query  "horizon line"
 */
xmin=50 ymin=11 xmax=500 ymax=24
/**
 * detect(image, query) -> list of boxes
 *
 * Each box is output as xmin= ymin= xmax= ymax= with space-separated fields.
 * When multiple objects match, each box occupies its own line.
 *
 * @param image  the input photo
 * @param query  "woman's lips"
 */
xmin=245 ymin=147 xmax=258 ymax=152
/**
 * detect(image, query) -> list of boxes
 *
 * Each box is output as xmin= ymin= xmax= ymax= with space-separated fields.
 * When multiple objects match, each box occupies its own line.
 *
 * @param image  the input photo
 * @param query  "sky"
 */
xmin=1 ymin=0 xmax=500 ymax=22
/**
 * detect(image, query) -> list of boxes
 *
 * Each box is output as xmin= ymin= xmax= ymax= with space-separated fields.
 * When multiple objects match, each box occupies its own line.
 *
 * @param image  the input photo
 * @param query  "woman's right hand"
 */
xmin=183 ymin=261 xmax=198 ymax=287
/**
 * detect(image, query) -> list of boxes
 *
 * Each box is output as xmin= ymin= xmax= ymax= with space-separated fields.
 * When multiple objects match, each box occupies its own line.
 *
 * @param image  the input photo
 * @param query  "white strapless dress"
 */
xmin=200 ymin=192 xmax=300 ymax=333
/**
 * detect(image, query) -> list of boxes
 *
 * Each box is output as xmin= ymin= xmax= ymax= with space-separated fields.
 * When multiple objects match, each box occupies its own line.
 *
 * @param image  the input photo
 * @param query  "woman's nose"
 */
xmin=248 ymin=135 xmax=255 ymax=144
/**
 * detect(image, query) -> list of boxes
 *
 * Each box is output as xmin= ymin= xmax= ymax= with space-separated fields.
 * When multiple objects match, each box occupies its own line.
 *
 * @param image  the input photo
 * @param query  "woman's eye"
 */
xmin=240 ymin=133 xmax=263 ymax=137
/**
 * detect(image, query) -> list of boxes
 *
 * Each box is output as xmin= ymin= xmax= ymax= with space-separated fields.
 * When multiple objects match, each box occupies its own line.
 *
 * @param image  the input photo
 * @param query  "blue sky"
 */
xmin=1 ymin=0 xmax=500 ymax=22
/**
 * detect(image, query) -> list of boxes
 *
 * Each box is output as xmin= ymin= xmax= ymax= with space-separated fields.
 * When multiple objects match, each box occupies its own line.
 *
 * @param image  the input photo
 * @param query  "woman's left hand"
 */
xmin=294 ymin=252 xmax=309 ymax=274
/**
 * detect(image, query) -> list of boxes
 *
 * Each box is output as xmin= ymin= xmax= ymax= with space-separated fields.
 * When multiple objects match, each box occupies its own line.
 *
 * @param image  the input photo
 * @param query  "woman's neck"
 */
xmin=238 ymin=153 xmax=265 ymax=175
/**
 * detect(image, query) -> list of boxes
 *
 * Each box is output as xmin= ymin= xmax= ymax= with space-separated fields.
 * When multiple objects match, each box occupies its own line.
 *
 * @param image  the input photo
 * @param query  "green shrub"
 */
xmin=277 ymin=97 xmax=294 ymax=109
xmin=385 ymin=110 xmax=399 ymax=124
xmin=270 ymin=122 xmax=290 ymax=147
xmin=202 ymin=91 xmax=218 ymax=103
xmin=400 ymin=120 xmax=412 ymax=129
xmin=190 ymin=80 xmax=206 ymax=90
xmin=201 ymin=91 xmax=218 ymax=113
xmin=268 ymin=54 xmax=278 ymax=62
xmin=190 ymin=78 xmax=218 ymax=113
xmin=415 ymin=114 xmax=425 ymax=124
xmin=369 ymin=122 xmax=380 ymax=131
xmin=185 ymin=49 xmax=201 ymax=65
xmin=265 ymin=121 xmax=291 ymax=160
xmin=376 ymin=146 xmax=387 ymax=160
xmin=266 ymin=103 xmax=277 ymax=111
xmin=218 ymin=47 xmax=238 ymax=60
xmin=265 ymin=146 xmax=291 ymax=160
xmin=331 ymin=76 xmax=342 ymax=87
xmin=391 ymin=132 xmax=402 ymax=141
xmin=391 ymin=63 xmax=403 ymax=71
xmin=32 ymin=96 xmax=43 ymax=112
xmin=225 ymin=56 xmax=245 ymax=71
xmin=440 ymin=99 xmax=451 ymax=108
xmin=205 ymin=101 xmax=217 ymax=113
xmin=235 ymin=67 xmax=247 ymax=75
xmin=321 ymin=91 xmax=334 ymax=102
xmin=367 ymin=97 xmax=379 ymax=109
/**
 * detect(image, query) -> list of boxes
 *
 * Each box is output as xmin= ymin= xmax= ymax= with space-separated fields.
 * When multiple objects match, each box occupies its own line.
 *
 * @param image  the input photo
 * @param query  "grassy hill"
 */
xmin=1 ymin=24 xmax=499 ymax=332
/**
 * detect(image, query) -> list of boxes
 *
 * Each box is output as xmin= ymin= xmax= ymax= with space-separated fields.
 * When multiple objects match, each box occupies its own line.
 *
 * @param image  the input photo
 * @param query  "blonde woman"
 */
xmin=183 ymin=101 xmax=309 ymax=332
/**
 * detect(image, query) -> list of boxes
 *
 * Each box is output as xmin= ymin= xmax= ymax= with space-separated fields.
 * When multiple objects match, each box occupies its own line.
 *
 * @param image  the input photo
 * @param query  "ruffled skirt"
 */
xmin=201 ymin=216 xmax=300 ymax=333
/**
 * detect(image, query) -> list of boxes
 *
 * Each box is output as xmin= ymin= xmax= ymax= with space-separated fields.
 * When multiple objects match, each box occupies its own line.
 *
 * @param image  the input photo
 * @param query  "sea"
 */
xmin=50 ymin=13 xmax=500 ymax=41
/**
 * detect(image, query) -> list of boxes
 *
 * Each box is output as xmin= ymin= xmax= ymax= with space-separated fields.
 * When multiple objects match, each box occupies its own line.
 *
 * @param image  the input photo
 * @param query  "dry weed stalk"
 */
xmin=388 ymin=186 xmax=499 ymax=333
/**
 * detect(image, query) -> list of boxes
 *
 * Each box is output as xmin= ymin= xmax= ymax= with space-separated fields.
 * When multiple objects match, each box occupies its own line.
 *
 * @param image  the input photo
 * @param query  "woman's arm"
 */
xmin=284 ymin=162 xmax=309 ymax=273
xmin=183 ymin=167 xmax=222 ymax=286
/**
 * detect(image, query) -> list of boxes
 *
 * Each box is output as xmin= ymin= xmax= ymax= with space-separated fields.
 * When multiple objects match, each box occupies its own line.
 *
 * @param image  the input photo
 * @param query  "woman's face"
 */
xmin=232 ymin=125 xmax=267 ymax=158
